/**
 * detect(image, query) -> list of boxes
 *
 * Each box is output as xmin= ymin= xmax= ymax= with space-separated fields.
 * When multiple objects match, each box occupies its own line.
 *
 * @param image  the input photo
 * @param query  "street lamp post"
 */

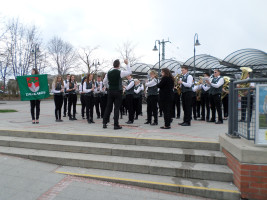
xmin=193 ymin=33 xmax=201 ymax=79
xmin=92 ymin=59 xmax=100 ymax=73
xmin=153 ymin=40 xmax=161 ymax=76
xmin=31 ymin=44 xmax=39 ymax=69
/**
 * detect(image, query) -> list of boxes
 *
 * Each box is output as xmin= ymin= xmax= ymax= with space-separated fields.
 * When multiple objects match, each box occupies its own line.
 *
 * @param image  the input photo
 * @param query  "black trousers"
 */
xmin=80 ymin=94 xmax=86 ymax=118
xmin=209 ymin=94 xmax=216 ymax=120
xmin=222 ymin=95 xmax=229 ymax=118
xmin=63 ymin=94 xmax=69 ymax=115
xmin=133 ymin=97 xmax=140 ymax=118
xmin=138 ymin=96 xmax=143 ymax=115
xmin=158 ymin=96 xmax=163 ymax=116
xmin=126 ymin=94 xmax=134 ymax=122
xmin=103 ymin=90 xmax=122 ymax=126
xmin=54 ymin=95 xmax=63 ymax=120
xmin=196 ymin=100 xmax=201 ymax=117
xmin=211 ymin=94 xmax=223 ymax=122
xmin=94 ymin=96 xmax=102 ymax=117
xmin=30 ymin=100 xmax=40 ymax=120
xmin=85 ymin=95 xmax=94 ymax=120
xmin=182 ymin=91 xmax=193 ymax=123
xmin=101 ymin=95 xmax=107 ymax=118
xmin=147 ymin=95 xmax=158 ymax=123
xmin=201 ymin=93 xmax=210 ymax=120
xmin=162 ymin=99 xmax=172 ymax=127
xmin=241 ymin=96 xmax=253 ymax=121
xmin=68 ymin=93 xmax=77 ymax=117
xmin=172 ymin=93 xmax=181 ymax=118
xmin=192 ymin=96 xmax=197 ymax=119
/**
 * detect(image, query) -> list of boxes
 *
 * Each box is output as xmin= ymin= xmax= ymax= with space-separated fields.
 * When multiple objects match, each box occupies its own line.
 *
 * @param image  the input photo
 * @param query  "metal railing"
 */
xmin=228 ymin=78 xmax=267 ymax=140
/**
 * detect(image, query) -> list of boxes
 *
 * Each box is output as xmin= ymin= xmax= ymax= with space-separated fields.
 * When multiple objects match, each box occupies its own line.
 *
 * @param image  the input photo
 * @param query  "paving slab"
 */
xmin=0 ymin=100 xmax=227 ymax=142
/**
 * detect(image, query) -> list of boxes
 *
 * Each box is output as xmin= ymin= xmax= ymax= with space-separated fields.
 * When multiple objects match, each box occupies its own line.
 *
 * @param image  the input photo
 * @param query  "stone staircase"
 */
xmin=0 ymin=130 xmax=240 ymax=199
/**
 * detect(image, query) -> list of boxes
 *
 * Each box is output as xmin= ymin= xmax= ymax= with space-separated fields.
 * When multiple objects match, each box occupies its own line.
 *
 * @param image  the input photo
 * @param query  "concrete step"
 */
xmin=0 ymin=146 xmax=233 ymax=182
xmin=0 ymin=136 xmax=227 ymax=165
xmin=54 ymin=166 xmax=240 ymax=200
xmin=0 ymin=130 xmax=220 ymax=150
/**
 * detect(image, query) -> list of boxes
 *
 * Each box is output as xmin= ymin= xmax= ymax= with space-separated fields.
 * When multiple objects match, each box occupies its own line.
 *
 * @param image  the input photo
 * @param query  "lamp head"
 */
xmin=195 ymin=39 xmax=201 ymax=46
xmin=152 ymin=45 xmax=158 ymax=51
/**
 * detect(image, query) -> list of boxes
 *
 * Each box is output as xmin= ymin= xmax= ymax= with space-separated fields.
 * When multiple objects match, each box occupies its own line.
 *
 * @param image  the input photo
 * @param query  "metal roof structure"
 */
xmin=152 ymin=59 xmax=183 ymax=72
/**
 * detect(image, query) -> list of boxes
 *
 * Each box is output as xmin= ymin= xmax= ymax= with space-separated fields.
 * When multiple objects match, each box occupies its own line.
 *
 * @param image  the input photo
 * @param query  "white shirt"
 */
xmin=94 ymin=81 xmax=103 ymax=94
xmin=181 ymin=73 xmax=193 ymax=88
xmin=125 ymin=79 xmax=135 ymax=90
xmin=66 ymin=81 xmax=77 ymax=91
xmin=134 ymin=84 xmax=143 ymax=94
xmin=52 ymin=83 xmax=63 ymax=93
xmin=145 ymin=78 xmax=157 ymax=87
xmin=82 ymin=81 xmax=93 ymax=93
xmin=103 ymin=63 xmax=131 ymax=87
xmin=64 ymin=80 xmax=69 ymax=89
xmin=79 ymin=84 xmax=83 ymax=93
xmin=192 ymin=84 xmax=200 ymax=92
xmin=201 ymin=83 xmax=210 ymax=91
xmin=210 ymin=76 xmax=224 ymax=88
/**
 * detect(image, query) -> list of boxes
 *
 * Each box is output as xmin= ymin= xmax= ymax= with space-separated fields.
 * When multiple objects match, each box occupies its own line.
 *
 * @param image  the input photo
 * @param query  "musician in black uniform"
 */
xmin=79 ymin=77 xmax=86 ymax=119
xmin=178 ymin=66 xmax=193 ymax=126
xmin=83 ymin=74 xmax=95 ymax=123
xmin=133 ymin=79 xmax=142 ymax=120
xmin=63 ymin=74 xmax=70 ymax=117
xmin=172 ymin=86 xmax=181 ymax=119
xmin=199 ymin=73 xmax=210 ymax=121
xmin=102 ymin=59 xmax=131 ymax=129
xmin=206 ymin=69 xmax=224 ymax=124
xmin=94 ymin=75 xmax=103 ymax=119
xmin=124 ymin=75 xmax=135 ymax=124
xmin=66 ymin=75 xmax=78 ymax=120
xmin=52 ymin=75 xmax=64 ymax=122
xmin=145 ymin=70 xmax=158 ymax=125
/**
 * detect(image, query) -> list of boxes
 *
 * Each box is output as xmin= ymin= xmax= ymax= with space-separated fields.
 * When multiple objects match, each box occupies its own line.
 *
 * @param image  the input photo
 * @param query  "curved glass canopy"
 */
xmin=152 ymin=59 xmax=183 ymax=72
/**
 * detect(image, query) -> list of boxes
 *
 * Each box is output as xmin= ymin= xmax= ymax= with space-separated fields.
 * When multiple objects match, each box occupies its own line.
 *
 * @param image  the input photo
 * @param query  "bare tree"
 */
xmin=77 ymin=46 xmax=98 ymax=74
xmin=0 ymin=50 xmax=12 ymax=91
xmin=116 ymin=41 xmax=141 ymax=65
xmin=5 ymin=18 xmax=43 ymax=78
xmin=47 ymin=36 xmax=78 ymax=75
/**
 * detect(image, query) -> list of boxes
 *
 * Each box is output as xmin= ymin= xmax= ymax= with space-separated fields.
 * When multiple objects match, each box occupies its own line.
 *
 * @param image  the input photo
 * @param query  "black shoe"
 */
xmin=178 ymin=122 xmax=185 ymax=125
xmin=198 ymin=118 xmax=205 ymax=121
xmin=160 ymin=126 xmax=171 ymax=129
xmin=194 ymin=117 xmax=197 ymax=120
xmin=159 ymin=115 xmax=162 ymax=117
xmin=55 ymin=119 xmax=59 ymax=122
xmin=103 ymin=124 xmax=107 ymax=128
xmin=90 ymin=119 xmax=95 ymax=123
xmin=206 ymin=119 xmax=210 ymax=122
xmin=63 ymin=115 xmax=66 ymax=117
xmin=82 ymin=116 xmax=85 ymax=119
xmin=73 ymin=117 xmax=77 ymax=120
xmin=114 ymin=125 xmax=122 ymax=130
xmin=176 ymin=116 xmax=180 ymax=119
xmin=144 ymin=121 xmax=151 ymax=124
xmin=170 ymin=119 xmax=173 ymax=123
xmin=88 ymin=119 xmax=91 ymax=124
xmin=97 ymin=116 xmax=100 ymax=119
xmin=208 ymin=119 xmax=215 ymax=122
xmin=134 ymin=117 xmax=138 ymax=120
xmin=58 ymin=119 xmax=63 ymax=122
xmin=239 ymin=119 xmax=245 ymax=122
xmin=126 ymin=121 xmax=133 ymax=124
xmin=215 ymin=121 xmax=223 ymax=124
xmin=32 ymin=121 xmax=35 ymax=124
xmin=181 ymin=122 xmax=191 ymax=126
xmin=151 ymin=122 xmax=158 ymax=126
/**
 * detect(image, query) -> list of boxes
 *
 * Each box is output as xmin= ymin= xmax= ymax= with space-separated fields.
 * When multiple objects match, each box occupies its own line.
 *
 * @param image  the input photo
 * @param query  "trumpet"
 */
xmin=238 ymin=67 xmax=252 ymax=97
xmin=174 ymin=73 xmax=182 ymax=95
xmin=221 ymin=76 xmax=230 ymax=99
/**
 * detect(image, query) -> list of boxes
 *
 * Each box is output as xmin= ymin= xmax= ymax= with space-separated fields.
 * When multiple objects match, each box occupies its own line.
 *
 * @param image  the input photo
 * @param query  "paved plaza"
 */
xmin=0 ymin=100 xmax=227 ymax=143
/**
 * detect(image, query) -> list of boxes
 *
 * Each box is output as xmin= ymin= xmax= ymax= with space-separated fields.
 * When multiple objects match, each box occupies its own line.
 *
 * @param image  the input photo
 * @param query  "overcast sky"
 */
xmin=0 ymin=0 xmax=266 ymax=65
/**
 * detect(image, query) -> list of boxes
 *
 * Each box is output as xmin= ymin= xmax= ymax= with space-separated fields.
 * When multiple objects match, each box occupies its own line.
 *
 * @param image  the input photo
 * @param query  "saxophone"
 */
xmin=238 ymin=67 xmax=252 ymax=97
xmin=174 ymin=74 xmax=182 ymax=95
xmin=221 ymin=76 xmax=230 ymax=100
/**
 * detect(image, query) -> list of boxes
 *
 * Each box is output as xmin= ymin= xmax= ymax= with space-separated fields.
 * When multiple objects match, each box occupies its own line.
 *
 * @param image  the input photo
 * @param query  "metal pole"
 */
xmin=228 ymin=79 xmax=234 ymax=136
xmin=193 ymin=34 xmax=196 ymax=79
xmin=34 ymin=45 xmax=37 ymax=69
xmin=158 ymin=41 xmax=161 ymax=77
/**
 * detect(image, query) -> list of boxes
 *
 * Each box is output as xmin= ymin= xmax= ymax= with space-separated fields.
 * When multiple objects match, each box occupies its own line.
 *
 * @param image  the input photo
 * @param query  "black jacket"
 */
xmin=157 ymin=76 xmax=174 ymax=102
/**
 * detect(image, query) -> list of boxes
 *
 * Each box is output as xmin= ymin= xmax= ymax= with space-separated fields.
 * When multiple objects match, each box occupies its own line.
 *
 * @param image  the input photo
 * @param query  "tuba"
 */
xmin=238 ymin=67 xmax=252 ymax=97
xmin=221 ymin=76 xmax=230 ymax=99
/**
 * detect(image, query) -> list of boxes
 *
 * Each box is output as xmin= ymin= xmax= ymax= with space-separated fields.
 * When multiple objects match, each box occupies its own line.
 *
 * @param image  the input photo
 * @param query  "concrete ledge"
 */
xmin=219 ymin=133 xmax=267 ymax=164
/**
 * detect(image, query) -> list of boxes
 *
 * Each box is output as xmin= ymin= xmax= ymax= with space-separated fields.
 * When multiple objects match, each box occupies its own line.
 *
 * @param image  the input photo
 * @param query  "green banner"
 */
xmin=17 ymin=74 xmax=50 ymax=101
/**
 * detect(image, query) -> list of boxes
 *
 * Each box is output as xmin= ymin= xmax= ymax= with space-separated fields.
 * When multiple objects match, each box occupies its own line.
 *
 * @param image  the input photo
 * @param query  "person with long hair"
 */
xmin=63 ymin=74 xmax=70 ymax=117
xmin=83 ymin=74 xmax=95 ymax=123
xmin=66 ymin=75 xmax=78 ymax=120
xmin=157 ymin=68 xmax=174 ymax=129
xmin=30 ymin=68 xmax=40 ymax=124
xmin=52 ymin=75 xmax=64 ymax=122
xmin=145 ymin=70 xmax=158 ymax=125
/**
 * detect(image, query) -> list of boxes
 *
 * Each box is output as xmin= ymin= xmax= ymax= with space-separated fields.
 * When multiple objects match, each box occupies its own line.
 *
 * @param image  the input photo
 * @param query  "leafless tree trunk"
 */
xmin=116 ymin=40 xmax=142 ymax=66
xmin=47 ymin=36 xmax=78 ymax=75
